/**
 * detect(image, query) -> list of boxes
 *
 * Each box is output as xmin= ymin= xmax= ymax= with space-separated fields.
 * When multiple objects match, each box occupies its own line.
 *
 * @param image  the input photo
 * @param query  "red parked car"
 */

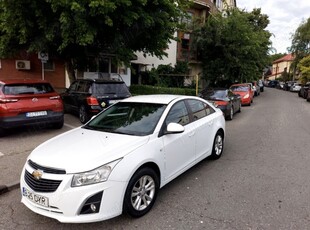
xmin=0 ymin=79 xmax=64 ymax=136
xmin=229 ymin=83 xmax=254 ymax=106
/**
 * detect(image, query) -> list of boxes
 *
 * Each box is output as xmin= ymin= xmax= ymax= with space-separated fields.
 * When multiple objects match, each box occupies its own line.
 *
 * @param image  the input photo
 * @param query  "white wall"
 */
xmin=131 ymin=33 xmax=178 ymax=70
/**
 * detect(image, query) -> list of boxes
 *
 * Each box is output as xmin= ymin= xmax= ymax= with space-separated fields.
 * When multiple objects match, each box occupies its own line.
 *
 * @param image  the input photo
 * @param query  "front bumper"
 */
xmin=20 ymin=163 xmax=126 ymax=223
xmin=241 ymin=97 xmax=251 ymax=105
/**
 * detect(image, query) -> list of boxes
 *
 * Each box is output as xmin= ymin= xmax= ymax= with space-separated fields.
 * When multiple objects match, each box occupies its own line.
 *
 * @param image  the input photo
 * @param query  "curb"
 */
xmin=0 ymin=181 xmax=20 ymax=195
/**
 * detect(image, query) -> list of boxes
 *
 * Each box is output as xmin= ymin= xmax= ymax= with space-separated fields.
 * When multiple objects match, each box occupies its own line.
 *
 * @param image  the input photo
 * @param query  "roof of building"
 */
xmin=273 ymin=54 xmax=294 ymax=64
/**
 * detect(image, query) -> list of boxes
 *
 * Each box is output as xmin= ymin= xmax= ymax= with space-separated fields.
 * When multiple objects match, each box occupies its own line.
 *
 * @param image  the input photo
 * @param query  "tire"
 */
xmin=210 ymin=131 xmax=224 ymax=160
xmin=123 ymin=167 xmax=159 ymax=218
xmin=79 ymin=105 xmax=89 ymax=124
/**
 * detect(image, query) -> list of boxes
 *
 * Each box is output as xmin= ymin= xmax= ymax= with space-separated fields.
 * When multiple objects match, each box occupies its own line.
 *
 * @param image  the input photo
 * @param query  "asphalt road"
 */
xmin=0 ymin=88 xmax=310 ymax=229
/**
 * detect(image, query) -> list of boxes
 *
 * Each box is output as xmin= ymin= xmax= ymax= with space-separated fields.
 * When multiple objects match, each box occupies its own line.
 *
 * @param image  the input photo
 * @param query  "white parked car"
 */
xmin=290 ymin=83 xmax=302 ymax=92
xmin=20 ymin=94 xmax=225 ymax=223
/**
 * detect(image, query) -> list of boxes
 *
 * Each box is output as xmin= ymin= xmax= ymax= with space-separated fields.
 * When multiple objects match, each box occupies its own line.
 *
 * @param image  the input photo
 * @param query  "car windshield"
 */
xmin=83 ymin=102 xmax=167 ymax=136
xmin=230 ymin=86 xmax=249 ymax=92
xmin=93 ymin=82 xmax=130 ymax=96
xmin=203 ymin=90 xmax=227 ymax=99
xmin=3 ymin=83 xmax=54 ymax=95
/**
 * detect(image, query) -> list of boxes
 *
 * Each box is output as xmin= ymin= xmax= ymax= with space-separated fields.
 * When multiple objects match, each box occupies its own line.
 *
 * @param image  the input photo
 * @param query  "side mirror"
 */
xmin=166 ymin=123 xmax=185 ymax=134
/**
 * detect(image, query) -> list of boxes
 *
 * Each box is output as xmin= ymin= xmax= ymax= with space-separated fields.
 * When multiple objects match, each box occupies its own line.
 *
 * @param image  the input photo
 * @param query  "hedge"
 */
xmin=129 ymin=85 xmax=196 ymax=96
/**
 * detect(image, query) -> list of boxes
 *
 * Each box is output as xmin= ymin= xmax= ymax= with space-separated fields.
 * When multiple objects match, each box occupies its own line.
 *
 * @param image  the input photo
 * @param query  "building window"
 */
xmin=181 ymin=39 xmax=190 ymax=50
xmin=43 ymin=60 xmax=55 ymax=71
xmin=180 ymin=12 xmax=194 ymax=28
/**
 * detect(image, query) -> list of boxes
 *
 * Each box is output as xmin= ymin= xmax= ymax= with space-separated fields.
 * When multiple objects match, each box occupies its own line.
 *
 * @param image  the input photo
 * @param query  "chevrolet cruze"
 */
xmin=20 ymin=94 xmax=225 ymax=223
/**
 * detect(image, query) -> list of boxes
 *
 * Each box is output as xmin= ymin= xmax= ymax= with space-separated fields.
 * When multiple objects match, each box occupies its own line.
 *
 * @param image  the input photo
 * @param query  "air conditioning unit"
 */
xmin=16 ymin=60 xmax=31 ymax=70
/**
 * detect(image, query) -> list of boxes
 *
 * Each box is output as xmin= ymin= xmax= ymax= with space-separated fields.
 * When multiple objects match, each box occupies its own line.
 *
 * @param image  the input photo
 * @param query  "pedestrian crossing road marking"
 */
xmin=0 ymin=152 xmax=4 ymax=157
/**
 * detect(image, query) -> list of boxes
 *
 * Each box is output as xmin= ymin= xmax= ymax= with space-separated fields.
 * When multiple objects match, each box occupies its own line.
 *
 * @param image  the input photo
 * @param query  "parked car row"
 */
xmin=199 ymin=80 xmax=263 ymax=120
xmin=298 ymin=82 xmax=310 ymax=101
xmin=0 ymin=77 xmax=132 ymax=137
xmin=265 ymin=79 xmax=310 ymax=102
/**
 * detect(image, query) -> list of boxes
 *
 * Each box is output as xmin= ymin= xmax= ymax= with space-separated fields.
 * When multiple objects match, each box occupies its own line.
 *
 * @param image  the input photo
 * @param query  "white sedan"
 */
xmin=20 ymin=94 xmax=225 ymax=223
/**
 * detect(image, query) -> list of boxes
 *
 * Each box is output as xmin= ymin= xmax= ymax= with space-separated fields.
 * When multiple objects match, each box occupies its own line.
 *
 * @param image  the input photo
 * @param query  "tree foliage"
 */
xmin=297 ymin=55 xmax=310 ymax=84
xmin=192 ymin=8 xmax=271 ymax=86
xmin=289 ymin=17 xmax=310 ymax=75
xmin=0 ymin=0 xmax=187 ymax=80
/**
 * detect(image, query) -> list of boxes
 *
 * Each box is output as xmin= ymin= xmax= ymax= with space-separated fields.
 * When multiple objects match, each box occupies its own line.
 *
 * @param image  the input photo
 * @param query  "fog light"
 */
xmin=80 ymin=191 xmax=103 ymax=215
xmin=90 ymin=203 xmax=97 ymax=212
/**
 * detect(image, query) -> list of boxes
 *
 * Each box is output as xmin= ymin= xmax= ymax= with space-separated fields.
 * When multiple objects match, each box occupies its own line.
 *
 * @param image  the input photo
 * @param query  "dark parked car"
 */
xmin=268 ymin=80 xmax=279 ymax=88
xmin=298 ymin=82 xmax=310 ymax=99
xmin=61 ymin=78 xmax=131 ymax=123
xmin=0 ymin=79 xmax=64 ymax=136
xmin=283 ymin=81 xmax=295 ymax=91
xmin=199 ymin=88 xmax=241 ymax=120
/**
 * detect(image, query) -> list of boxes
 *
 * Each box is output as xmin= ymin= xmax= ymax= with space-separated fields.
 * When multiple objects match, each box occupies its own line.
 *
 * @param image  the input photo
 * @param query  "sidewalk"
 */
xmin=0 ymin=149 xmax=29 ymax=195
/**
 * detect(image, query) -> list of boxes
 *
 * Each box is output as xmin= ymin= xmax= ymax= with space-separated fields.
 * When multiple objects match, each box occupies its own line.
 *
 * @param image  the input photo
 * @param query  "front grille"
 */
xmin=28 ymin=160 xmax=66 ymax=174
xmin=24 ymin=170 xmax=62 ymax=193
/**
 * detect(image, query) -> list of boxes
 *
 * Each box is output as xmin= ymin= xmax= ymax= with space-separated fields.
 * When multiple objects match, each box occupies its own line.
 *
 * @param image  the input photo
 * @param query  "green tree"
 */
xmin=0 ymin=0 xmax=187 ymax=82
xmin=193 ymin=8 xmax=271 ymax=86
xmin=289 ymin=17 xmax=310 ymax=78
xmin=297 ymin=55 xmax=310 ymax=84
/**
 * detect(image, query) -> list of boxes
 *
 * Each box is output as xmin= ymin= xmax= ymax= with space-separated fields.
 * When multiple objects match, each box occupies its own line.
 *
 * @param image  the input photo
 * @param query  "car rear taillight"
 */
xmin=49 ymin=95 xmax=61 ymax=100
xmin=0 ymin=98 xmax=19 ymax=103
xmin=214 ymin=100 xmax=229 ymax=106
xmin=86 ymin=96 xmax=99 ymax=106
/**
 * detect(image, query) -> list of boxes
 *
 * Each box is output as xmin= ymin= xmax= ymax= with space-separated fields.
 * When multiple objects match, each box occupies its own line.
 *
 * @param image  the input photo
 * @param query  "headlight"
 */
xmin=71 ymin=159 xmax=121 ymax=187
xmin=243 ymin=93 xmax=249 ymax=99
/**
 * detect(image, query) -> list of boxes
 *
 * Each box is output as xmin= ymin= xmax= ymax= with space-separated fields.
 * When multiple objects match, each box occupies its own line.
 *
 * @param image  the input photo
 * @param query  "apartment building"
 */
xmin=131 ymin=0 xmax=237 ymax=85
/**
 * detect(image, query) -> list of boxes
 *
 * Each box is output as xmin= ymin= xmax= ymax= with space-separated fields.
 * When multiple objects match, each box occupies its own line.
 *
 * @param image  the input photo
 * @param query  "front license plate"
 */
xmin=22 ymin=187 xmax=49 ymax=207
xmin=26 ymin=111 xmax=47 ymax=117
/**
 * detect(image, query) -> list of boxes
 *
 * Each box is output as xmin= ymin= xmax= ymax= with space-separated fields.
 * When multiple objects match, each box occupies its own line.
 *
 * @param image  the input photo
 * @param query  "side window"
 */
xmin=205 ymin=102 xmax=215 ymax=116
xmin=76 ymin=81 xmax=87 ymax=92
xmin=187 ymin=99 xmax=207 ymax=120
xmin=85 ymin=82 xmax=92 ymax=93
xmin=165 ymin=101 xmax=190 ymax=126
xmin=69 ymin=81 xmax=78 ymax=92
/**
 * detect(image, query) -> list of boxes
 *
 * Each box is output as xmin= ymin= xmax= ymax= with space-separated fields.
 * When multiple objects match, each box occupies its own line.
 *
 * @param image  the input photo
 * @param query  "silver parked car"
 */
xmin=290 ymin=83 xmax=302 ymax=92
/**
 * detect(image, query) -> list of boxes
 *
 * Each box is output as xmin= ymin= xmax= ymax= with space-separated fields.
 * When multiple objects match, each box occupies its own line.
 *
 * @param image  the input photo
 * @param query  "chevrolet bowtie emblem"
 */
xmin=32 ymin=170 xmax=43 ymax=180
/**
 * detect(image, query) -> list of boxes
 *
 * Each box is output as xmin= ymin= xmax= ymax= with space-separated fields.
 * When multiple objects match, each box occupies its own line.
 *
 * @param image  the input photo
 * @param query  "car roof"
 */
xmin=121 ymin=94 xmax=199 ymax=105
xmin=0 ymin=79 xmax=50 ymax=85
xmin=230 ymin=83 xmax=250 ymax=87
xmin=76 ymin=78 xmax=125 ymax=83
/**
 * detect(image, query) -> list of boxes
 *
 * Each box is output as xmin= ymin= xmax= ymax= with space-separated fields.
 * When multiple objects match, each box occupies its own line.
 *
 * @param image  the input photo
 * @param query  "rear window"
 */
xmin=3 ymin=83 xmax=54 ymax=95
xmin=203 ymin=90 xmax=227 ymax=99
xmin=230 ymin=86 xmax=249 ymax=92
xmin=93 ymin=82 xmax=130 ymax=95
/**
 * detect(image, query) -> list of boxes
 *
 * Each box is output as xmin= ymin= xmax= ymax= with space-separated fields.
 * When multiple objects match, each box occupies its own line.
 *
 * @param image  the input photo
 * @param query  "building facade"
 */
xmin=131 ymin=0 xmax=237 ymax=86
xmin=0 ymin=52 xmax=66 ymax=90
xmin=270 ymin=54 xmax=294 ymax=80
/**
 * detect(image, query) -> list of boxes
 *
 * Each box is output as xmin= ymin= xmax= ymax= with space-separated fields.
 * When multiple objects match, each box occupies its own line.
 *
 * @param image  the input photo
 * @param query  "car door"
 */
xmin=62 ymin=81 xmax=79 ymax=112
xmin=186 ymin=99 xmax=217 ymax=162
xmin=161 ymin=100 xmax=196 ymax=182
xmin=228 ymin=90 xmax=240 ymax=111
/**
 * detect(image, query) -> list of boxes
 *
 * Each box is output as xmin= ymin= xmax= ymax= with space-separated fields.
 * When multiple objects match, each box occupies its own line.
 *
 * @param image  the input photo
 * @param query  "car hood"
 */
xmin=28 ymin=128 xmax=149 ymax=173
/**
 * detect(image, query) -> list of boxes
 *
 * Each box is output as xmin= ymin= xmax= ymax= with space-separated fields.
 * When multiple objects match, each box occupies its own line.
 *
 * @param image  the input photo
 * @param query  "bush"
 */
xmin=129 ymin=85 xmax=196 ymax=96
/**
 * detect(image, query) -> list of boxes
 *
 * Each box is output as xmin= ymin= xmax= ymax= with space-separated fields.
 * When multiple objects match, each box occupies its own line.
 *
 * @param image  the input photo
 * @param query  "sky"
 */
xmin=236 ymin=0 xmax=310 ymax=54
